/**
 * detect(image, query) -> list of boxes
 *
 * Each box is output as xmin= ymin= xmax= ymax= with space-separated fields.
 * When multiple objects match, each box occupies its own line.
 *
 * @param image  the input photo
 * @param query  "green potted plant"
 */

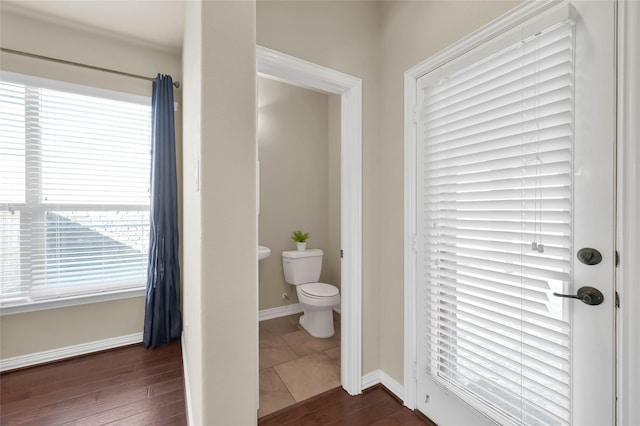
xmin=291 ymin=230 xmax=310 ymax=251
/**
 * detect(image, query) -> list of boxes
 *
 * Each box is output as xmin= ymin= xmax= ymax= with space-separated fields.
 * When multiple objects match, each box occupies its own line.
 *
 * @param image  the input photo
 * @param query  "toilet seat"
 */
xmin=299 ymin=282 xmax=338 ymax=299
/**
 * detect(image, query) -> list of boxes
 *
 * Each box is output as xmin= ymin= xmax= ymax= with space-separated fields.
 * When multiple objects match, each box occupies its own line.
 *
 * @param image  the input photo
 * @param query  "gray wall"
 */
xmin=258 ymin=77 xmax=341 ymax=310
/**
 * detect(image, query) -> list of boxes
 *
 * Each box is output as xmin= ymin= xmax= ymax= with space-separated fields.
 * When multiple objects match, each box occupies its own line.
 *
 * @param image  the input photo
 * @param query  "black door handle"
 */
xmin=553 ymin=286 xmax=604 ymax=306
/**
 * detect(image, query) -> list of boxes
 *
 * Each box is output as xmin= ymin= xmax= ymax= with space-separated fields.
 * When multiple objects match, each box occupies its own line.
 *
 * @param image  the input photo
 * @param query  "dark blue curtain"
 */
xmin=144 ymin=74 xmax=181 ymax=348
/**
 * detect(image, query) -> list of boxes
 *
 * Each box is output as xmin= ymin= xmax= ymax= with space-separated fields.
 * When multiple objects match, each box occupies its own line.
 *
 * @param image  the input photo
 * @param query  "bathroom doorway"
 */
xmin=257 ymin=75 xmax=341 ymax=417
xmin=256 ymin=46 xmax=363 ymax=417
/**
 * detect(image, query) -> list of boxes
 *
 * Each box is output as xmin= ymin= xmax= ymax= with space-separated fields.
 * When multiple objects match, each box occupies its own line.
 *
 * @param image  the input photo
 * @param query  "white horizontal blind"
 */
xmin=419 ymin=21 xmax=574 ymax=426
xmin=0 ymin=75 xmax=151 ymax=306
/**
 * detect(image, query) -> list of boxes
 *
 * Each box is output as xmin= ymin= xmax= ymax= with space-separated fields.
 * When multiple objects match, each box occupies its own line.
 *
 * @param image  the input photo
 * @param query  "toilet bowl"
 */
xmin=282 ymin=249 xmax=340 ymax=338
xmin=295 ymin=283 xmax=340 ymax=338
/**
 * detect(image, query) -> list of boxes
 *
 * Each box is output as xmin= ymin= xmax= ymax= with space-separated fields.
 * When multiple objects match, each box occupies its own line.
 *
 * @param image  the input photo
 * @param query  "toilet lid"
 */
xmin=300 ymin=282 xmax=339 ymax=298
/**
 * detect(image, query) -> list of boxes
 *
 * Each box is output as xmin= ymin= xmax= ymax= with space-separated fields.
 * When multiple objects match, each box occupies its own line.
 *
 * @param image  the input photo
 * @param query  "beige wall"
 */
xmin=258 ymin=77 xmax=341 ymax=310
xmin=0 ymin=2 xmax=528 ymax=418
xmin=257 ymin=0 xmax=382 ymax=375
xmin=376 ymin=0 xmax=520 ymax=385
xmin=257 ymin=0 xmax=521 ymax=385
xmin=0 ymin=298 xmax=144 ymax=359
xmin=326 ymin=93 xmax=341 ymax=291
xmin=181 ymin=1 xmax=203 ymax=423
xmin=0 ymin=8 xmax=182 ymax=361
xmin=182 ymin=1 xmax=258 ymax=424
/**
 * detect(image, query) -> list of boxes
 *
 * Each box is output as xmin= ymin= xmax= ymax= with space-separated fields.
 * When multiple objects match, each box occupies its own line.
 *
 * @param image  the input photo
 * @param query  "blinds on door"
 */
xmin=419 ymin=20 xmax=575 ymax=426
xmin=0 ymin=73 xmax=152 ymax=307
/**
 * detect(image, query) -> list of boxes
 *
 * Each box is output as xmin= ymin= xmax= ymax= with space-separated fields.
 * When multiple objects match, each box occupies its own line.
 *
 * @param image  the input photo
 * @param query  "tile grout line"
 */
xmin=259 ymin=313 xmax=342 ymax=410
xmin=271 ymin=365 xmax=297 ymax=404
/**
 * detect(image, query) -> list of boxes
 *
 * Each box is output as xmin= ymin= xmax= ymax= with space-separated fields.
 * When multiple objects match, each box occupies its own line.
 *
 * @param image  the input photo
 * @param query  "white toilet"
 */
xmin=282 ymin=249 xmax=340 ymax=338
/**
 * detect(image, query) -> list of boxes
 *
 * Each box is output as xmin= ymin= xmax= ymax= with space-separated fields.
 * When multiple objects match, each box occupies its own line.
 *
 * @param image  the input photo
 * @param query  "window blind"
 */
xmin=419 ymin=21 xmax=574 ymax=426
xmin=0 ymin=74 xmax=151 ymax=306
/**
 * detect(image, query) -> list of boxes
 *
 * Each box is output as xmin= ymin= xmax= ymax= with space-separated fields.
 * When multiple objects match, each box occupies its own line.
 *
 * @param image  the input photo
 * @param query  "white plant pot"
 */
xmin=297 ymin=242 xmax=306 ymax=251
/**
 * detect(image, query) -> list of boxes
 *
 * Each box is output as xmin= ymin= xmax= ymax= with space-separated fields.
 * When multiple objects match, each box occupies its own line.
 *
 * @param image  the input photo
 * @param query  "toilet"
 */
xmin=282 ymin=249 xmax=340 ymax=338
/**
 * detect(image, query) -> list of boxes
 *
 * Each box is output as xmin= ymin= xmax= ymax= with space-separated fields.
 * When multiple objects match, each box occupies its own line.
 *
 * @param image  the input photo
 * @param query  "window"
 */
xmin=0 ymin=72 xmax=152 ymax=310
xmin=417 ymin=19 xmax=575 ymax=426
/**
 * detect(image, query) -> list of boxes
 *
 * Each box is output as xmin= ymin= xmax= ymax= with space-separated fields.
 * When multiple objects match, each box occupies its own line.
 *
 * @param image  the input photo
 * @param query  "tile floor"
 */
xmin=258 ymin=312 xmax=341 ymax=418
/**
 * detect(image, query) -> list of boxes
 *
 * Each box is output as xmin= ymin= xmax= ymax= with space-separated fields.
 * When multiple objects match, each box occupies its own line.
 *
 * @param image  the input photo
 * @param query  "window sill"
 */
xmin=0 ymin=287 xmax=146 ymax=316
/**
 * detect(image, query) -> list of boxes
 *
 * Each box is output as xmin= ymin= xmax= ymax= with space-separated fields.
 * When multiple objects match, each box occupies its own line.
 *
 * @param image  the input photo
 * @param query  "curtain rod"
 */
xmin=0 ymin=47 xmax=181 ymax=88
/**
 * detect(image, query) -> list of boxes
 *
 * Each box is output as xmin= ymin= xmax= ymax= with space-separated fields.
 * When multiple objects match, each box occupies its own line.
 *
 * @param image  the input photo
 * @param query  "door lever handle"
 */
xmin=553 ymin=286 xmax=604 ymax=306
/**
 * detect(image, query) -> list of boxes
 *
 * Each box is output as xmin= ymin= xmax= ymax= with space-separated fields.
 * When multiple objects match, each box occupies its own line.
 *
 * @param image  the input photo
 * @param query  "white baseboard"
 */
xmin=0 ymin=332 xmax=143 ymax=372
xmin=258 ymin=303 xmax=342 ymax=322
xmin=181 ymin=334 xmax=194 ymax=426
xmin=361 ymin=369 xmax=405 ymax=402
xmin=259 ymin=303 xmax=303 ymax=321
xmin=362 ymin=370 xmax=382 ymax=389
xmin=380 ymin=370 xmax=405 ymax=401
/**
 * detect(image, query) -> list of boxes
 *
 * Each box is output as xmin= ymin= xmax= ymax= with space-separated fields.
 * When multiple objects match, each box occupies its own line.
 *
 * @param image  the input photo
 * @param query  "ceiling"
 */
xmin=2 ymin=0 xmax=186 ymax=51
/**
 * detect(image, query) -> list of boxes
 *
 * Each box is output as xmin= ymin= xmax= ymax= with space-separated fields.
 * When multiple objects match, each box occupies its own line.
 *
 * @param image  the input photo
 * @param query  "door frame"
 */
xmin=403 ymin=0 xmax=640 ymax=421
xmin=616 ymin=1 xmax=640 ymax=424
xmin=256 ymin=45 xmax=363 ymax=395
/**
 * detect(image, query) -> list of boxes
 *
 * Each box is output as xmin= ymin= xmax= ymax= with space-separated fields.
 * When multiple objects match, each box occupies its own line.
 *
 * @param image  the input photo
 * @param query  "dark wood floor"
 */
xmin=0 ymin=341 xmax=186 ymax=426
xmin=258 ymin=385 xmax=437 ymax=426
xmin=2 ymin=342 xmax=435 ymax=426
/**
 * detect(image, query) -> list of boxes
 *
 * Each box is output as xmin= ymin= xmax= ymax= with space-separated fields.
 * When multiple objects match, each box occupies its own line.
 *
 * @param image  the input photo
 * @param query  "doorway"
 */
xmin=404 ymin=1 xmax=616 ymax=425
xmin=256 ymin=45 xmax=363 ymax=411
xmin=257 ymin=76 xmax=341 ymax=417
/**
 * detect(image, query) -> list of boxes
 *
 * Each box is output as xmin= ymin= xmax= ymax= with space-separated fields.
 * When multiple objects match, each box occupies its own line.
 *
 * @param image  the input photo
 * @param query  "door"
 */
xmin=414 ymin=1 xmax=616 ymax=425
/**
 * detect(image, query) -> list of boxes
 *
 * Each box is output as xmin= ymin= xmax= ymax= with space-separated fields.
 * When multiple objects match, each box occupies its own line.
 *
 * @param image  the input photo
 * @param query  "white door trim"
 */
xmin=256 ymin=45 xmax=363 ymax=396
xmin=616 ymin=1 xmax=640 ymax=425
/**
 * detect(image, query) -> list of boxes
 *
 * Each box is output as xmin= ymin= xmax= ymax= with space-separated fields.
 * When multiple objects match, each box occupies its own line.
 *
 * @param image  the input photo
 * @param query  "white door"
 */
xmin=414 ymin=1 xmax=616 ymax=425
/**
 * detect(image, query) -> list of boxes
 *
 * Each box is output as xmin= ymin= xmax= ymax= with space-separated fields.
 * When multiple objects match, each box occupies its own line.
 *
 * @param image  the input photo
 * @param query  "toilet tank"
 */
xmin=282 ymin=249 xmax=323 ymax=285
